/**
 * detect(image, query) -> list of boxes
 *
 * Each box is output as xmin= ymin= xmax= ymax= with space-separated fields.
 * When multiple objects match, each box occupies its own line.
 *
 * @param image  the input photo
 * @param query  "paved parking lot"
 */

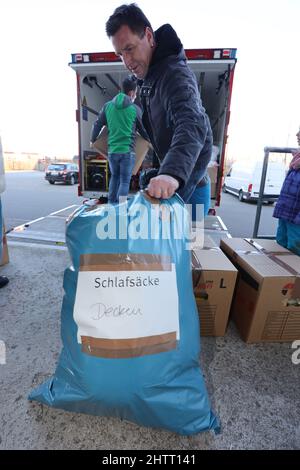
xmin=1 ymin=236 xmax=299 ymax=450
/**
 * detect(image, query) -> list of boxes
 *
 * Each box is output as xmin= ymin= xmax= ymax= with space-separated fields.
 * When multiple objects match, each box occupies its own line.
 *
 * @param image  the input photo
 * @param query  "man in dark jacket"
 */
xmin=91 ymin=76 xmax=148 ymax=203
xmin=106 ymin=3 xmax=213 ymax=203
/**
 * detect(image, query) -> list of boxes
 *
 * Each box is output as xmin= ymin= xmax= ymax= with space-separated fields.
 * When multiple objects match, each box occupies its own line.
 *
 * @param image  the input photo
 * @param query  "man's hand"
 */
xmin=147 ymin=174 xmax=179 ymax=199
xmin=90 ymin=141 xmax=94 ymax=148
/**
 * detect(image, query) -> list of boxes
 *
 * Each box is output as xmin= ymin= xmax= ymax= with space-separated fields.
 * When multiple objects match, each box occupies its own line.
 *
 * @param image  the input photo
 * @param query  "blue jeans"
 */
xmin=276 ymin=218 xmax=300 ymax=255
xmin=107 ymin=152 xmax=135 ymax=203
xmin=187 ymin=177 xmax=211 ymax=221
xmin=177 ymin=133 xmax=213 ymax=202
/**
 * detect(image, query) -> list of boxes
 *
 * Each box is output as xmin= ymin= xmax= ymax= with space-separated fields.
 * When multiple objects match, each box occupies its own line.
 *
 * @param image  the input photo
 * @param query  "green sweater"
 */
xmin=91 ymin=93 xmax=147 ymax=154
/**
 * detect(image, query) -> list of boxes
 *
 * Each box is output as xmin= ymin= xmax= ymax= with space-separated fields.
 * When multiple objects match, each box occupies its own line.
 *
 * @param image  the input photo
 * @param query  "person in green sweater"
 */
xmin=90 ymin=76 xmax=148 ymax=203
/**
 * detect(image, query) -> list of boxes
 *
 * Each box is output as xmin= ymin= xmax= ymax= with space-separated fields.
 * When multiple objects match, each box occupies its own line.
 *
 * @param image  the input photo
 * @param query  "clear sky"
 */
xmin=0 ymin=0 xmax=299 ymax=161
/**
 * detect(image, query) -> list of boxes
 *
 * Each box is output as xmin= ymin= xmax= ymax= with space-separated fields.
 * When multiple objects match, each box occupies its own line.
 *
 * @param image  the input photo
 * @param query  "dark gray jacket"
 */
xmin=140 ymin=24 xmax=212 ymax=201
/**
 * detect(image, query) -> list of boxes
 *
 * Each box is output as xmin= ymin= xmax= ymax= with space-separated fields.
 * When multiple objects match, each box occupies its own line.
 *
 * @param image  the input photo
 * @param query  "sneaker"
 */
xmin=0 ymin=276 xmax=9 ymax=288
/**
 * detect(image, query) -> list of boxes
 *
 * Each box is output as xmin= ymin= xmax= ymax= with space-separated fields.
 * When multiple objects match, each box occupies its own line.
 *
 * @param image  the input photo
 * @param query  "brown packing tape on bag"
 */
xmin=81 ymin=332 xmax=176 ymax=349
xmin=81 ymin=332 xmax=177 ymax=358
xmin=81 ymin=339 xmax=177 ymax=358
xmin=79 ymin=253 xmax=172 ymax=271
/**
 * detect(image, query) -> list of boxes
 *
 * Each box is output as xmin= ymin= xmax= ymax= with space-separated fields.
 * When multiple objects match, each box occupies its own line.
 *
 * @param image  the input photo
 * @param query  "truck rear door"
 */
xmin=69 ymin=49 xmax=237 ymax=206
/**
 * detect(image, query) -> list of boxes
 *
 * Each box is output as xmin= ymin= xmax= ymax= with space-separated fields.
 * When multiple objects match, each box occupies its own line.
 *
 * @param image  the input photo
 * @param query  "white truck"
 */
xmin=69 ymin=48 xmax=237 ymax=208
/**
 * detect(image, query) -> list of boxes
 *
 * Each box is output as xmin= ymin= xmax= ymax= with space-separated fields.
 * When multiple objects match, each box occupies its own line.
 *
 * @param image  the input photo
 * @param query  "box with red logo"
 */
xmin=192 ymin=234 xmax=237 ymax=336
xmin=220 ymin=238 xmax=300 ymax=343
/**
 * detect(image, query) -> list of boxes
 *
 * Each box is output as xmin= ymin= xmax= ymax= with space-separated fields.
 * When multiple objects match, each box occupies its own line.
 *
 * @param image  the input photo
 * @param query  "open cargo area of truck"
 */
xmin=69 ymin=48 xmax=237 ymax=207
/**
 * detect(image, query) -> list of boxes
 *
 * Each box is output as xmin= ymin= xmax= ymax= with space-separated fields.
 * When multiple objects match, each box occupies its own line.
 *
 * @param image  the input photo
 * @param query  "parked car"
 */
xmin=45 ymin=163 xmax=79 ymax=185
xmin=223 ymin=160 xmax=286 ymax=203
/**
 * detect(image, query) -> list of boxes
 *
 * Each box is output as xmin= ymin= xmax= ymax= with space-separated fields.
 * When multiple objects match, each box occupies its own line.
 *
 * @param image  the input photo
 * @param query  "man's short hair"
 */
xmin=122 ymin=75 xmax=137 ymax=94
xmin=106 ymin=3 xmax=152 ymax=38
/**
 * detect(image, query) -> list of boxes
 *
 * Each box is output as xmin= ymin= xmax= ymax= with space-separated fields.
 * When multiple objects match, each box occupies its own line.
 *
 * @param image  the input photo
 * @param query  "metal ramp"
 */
xmin=6 ymin=205 xmax=79 ymax=246
xmin=7 ymin=205 xmax=231 ymax=247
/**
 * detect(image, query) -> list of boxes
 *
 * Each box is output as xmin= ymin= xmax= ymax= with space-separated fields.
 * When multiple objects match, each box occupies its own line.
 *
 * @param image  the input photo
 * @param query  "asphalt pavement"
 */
xmin=1 ymin=241 xmax=299 ymax=450
xmin=1 ymin=171 xmax=299 ymax=450
xmin=217 ymin=192 xmax=278 ymax=238
xmin=1 ymin=171 xmax=84 ymax=231
xmin=1 ymin=171 xmax=278 ymax=238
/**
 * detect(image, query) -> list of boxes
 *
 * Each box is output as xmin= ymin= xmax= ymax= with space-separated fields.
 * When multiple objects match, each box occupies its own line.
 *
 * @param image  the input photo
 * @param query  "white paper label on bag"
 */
xmin=73 ymin=254 xmax=179 ymax=358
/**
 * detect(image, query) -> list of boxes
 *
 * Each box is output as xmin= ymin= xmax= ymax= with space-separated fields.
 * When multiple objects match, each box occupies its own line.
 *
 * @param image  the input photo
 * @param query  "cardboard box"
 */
xmin=92 ymin=126 xmax=151 ymax=175
xmin=0 ymin=224 xmax=9 ymax=266
xmin=207 ymin=163 xmax=218 ymax=198
xmin=220 ymin=238 xmax=300 ymax=343
xmin=192 ymin=234 xmax=237 ymax=336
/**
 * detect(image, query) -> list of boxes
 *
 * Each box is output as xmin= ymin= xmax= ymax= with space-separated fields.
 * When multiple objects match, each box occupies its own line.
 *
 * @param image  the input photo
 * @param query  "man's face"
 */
xmin=112 ymin=25 xmax=154 ymax=79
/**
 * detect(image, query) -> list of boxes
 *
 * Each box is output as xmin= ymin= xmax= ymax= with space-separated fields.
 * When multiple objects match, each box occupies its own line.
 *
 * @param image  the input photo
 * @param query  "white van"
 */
xmin=223 ymin=160 xmax=286 ymax=203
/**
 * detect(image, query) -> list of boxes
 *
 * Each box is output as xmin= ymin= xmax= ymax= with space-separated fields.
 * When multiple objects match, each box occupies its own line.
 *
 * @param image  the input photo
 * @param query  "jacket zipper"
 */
xmin=141 ymin=84 xmax=161 ymax=162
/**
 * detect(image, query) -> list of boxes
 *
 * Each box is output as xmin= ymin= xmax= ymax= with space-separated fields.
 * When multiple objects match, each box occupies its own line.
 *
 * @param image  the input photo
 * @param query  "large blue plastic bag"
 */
xmin=29 ymin=192 xmax=220 ymax=435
